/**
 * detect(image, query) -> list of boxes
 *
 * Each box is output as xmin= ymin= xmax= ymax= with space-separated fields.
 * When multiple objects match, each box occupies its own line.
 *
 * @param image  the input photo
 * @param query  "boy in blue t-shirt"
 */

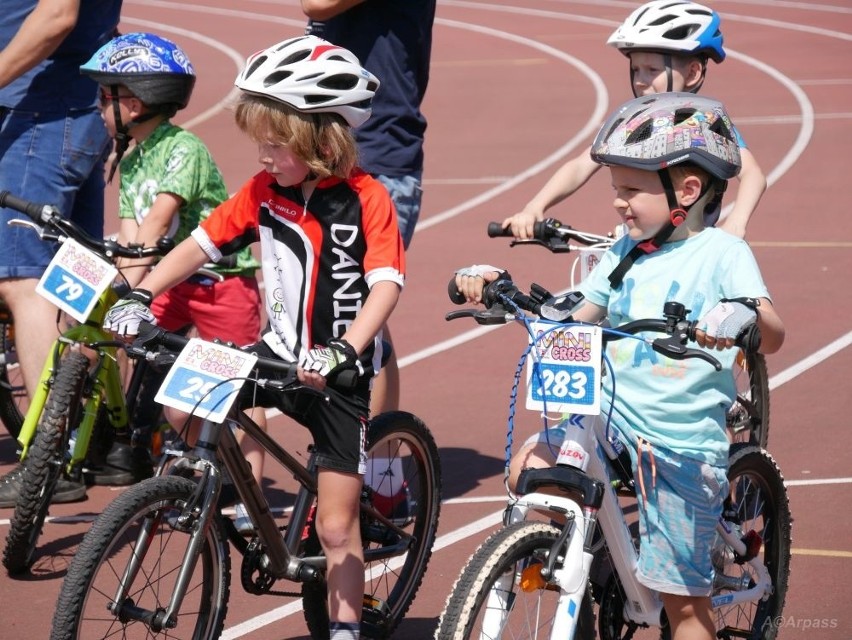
xmin=453 ymin=93 xmax=785 ymax=639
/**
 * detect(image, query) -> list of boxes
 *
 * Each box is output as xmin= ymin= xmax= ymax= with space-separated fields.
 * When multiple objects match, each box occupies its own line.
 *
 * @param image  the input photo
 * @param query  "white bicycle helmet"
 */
xmin=591 ymin=93 xmax=741 ymax=180
xmin=607 ymin=0 xmax=726 ymax=63
xmin=235 ymin=35 xmax=379 ymax=128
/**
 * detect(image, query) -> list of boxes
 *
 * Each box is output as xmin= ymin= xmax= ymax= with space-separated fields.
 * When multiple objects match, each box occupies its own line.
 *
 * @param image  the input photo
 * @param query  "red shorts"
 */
xmin=151 ymin=275 xmax=261 ymax=346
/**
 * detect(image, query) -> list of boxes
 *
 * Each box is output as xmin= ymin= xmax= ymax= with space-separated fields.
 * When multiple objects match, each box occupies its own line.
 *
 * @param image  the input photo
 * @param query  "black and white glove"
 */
xmin=699 ymin=299 xmax=757 ymax=341
xmin=103 ymin=289 xmax=156 ymax=336
xmin=303 ymin=338 xmax=358 ymax=378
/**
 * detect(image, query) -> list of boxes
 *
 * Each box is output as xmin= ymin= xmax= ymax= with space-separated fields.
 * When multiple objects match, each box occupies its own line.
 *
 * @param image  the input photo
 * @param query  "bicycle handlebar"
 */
xmin=487 ymin=218 xmax=615 ymax=254
xmin=446 ymin=277 xmax=761 ymax=369
xmin=128 ymin=322 xmax=359 ymax=391
xmin=0 ymin=190 xmax=173 ymax=260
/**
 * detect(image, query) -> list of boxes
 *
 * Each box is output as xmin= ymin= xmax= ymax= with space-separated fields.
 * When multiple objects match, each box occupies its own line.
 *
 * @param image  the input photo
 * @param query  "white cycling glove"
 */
xmin=454 ymin=264 xmax=505 ymax=279
xmin=104 ymin=289 xmax=156 ymax=336
xmin=303 ymin=338 xmax=358 ymax=378
xmin=699 ymin=299 xmax=757 ymax=340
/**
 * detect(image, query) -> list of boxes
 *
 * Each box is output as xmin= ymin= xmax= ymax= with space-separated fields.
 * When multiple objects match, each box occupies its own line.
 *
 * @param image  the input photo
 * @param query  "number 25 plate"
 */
xmin=526 ymin=321 xmax=602 ymax=415
xmin=155 ymin=339 xmax=258 ymax=423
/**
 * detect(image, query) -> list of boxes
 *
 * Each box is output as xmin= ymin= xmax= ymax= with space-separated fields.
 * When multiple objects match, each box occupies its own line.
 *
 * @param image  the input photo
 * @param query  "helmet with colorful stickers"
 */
xmin=591 ymin=92 xmax=741 ymax=180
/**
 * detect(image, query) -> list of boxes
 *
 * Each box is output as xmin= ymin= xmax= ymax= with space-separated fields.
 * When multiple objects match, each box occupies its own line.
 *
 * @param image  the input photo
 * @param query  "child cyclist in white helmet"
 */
xmin=504 ymin=0 xmax=766 ymax=240
xmin=455 ymin=92 xmax=785 ymax=640
xmin=103 ymin=35 xmax=405 ymax=640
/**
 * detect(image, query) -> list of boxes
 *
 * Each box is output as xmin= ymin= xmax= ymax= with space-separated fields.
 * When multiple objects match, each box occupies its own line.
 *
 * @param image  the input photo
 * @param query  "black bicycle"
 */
xmin=50 ymin=324 xmax=442 ymax=639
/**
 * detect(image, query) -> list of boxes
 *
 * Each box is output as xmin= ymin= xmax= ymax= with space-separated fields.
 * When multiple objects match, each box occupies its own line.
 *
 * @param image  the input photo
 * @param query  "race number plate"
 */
xmin=526 ymin=321 xmax=602 ymax=415
xmin=35 ymin=239 xmax=117 ymax=322
xmin=156 ymin=338 xmax=258 ymax=422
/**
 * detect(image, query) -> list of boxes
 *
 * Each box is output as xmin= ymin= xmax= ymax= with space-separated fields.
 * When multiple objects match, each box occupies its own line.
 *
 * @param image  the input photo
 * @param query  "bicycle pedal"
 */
xmin=361 ymin=595 xmax=391 ymax=626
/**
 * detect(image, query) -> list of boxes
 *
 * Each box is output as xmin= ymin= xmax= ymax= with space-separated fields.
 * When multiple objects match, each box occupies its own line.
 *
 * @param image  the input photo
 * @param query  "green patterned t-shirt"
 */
xmin=118 ymin=121 xmax=259 ymax=276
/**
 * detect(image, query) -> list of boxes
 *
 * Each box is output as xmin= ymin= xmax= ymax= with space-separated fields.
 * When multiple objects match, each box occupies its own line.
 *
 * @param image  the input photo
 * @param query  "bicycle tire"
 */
xmin=3 ymin=351 xmax=89 ymax=575
xmin=728 ymin=351 xmax=770 ymax=447
xmin=302 ymin=411 xmax=442 ymax=639
xmin=435 ymin=520 xmax=595 ymax=640
xmin=0 ymin=303 xmax=26 ymax=439
xmin=50 ymin=476 xmax=231 ymax=640
xmin=714 ymin=443 xmax=790 ymax=639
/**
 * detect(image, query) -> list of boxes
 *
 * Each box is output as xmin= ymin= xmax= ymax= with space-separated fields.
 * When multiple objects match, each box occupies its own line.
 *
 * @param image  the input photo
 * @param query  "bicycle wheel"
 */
xmin=50 ymin=476 xmax=231 ymax=640
xmin=303 ymin=411 xmax=442 ymax=639
xmin=3 ymin=351 xmax=89 ymax=575
xmin=435 ymin=520 xmax=595 ymax=640
xmin=713 ymin=443 xmax=791 ymax=639
xmin=0 ymin=301 xmax=26 ymax=439
xmin=727 ymin=351 xmax=770 ymax=447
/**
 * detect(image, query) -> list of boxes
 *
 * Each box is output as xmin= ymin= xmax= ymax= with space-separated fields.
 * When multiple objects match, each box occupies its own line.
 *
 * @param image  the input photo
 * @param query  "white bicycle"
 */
xmin=436 ymin=276 xmax=791 ymax=640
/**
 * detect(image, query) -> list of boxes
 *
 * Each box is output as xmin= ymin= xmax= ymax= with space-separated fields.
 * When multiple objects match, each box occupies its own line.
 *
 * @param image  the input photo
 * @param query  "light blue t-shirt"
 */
xmin=579 ymin=228 xmax=770 ymax=466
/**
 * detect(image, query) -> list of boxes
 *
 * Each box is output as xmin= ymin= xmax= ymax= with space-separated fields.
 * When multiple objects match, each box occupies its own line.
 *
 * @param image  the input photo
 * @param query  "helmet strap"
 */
xmin=106 ymin=85 xmax=158 ymax=184
xmin=607 ymin=169 xmax=684 ymax=289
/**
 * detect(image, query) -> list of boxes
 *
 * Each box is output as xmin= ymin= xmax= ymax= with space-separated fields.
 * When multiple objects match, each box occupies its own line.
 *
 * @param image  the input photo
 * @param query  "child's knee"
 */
xmin=508 ymin=442 xmax=554 ymax=492
xmin=316 ymin=509 xmax=359 ymax=551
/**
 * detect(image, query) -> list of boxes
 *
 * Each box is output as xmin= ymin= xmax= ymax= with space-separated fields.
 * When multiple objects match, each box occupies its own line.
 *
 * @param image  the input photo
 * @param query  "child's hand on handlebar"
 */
xmin=501 ymin=206 xmax=543 ymax=240
xmin=453 ymin=265 xmax=505 ymax=304
xmin=694 ymin=300 xmax=757 ymax=351
xmin=300 ymin=339 xmax=358 ymax=390
xmin=103 ymin=289 xmax=156 ymax=338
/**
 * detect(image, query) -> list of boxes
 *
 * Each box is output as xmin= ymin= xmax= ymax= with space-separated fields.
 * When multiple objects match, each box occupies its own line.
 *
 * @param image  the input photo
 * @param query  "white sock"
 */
xmin=329 ymin=621 xmax=359 ymax=640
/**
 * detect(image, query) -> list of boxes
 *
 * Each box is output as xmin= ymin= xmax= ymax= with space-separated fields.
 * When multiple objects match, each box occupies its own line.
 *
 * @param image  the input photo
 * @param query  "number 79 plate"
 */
xmin=525 ymin=321 xmax=602 ymax=415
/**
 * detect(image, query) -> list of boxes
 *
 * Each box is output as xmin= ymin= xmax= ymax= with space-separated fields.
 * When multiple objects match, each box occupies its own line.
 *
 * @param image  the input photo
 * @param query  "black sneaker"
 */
xmin=84 ymin=442 xmax=154 ymax=486
xmin=0 ymin=464 xmax=87 ymax=508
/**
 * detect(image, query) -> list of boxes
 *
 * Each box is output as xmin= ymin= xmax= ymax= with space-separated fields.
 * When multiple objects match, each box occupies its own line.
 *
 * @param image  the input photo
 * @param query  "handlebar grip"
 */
xmin=737 ymin=323 xmax=762 ymax=353
xmin=447 ymin=276 xmax=466 ymax=305
xmin=0 ymin=191 xmax=51 ymax=222
xmin=330 ymin=368 xmax=358 ymax=391
xmin=487 ymin=222 xmax=512 ymax=238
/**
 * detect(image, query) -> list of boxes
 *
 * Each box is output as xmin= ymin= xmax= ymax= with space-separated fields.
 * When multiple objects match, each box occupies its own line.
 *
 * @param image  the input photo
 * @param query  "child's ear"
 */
xmin=680 ymin=174 xmax=704 ymax=205
xmin=684 ymin=59 xmax=705 ymax=90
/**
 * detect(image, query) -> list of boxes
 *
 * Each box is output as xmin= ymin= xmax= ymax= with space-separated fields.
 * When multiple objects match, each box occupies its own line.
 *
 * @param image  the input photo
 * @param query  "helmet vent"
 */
xmin=626 ymin=119 xmax=654 ymax=144
xmin=674 ymin=107 xmax=696 ymax=125
xmin=245 ymin=56 xmax=267 ymax=79
xmin=665 ymin=25 xmax=699 ymax=40
xmin=318 ymin=73 xmax=359 ymax=91
xmin=264 ymin=70 xmax=293 ymax=87
xmin=281 ymin=50 xmax=311 ymax=66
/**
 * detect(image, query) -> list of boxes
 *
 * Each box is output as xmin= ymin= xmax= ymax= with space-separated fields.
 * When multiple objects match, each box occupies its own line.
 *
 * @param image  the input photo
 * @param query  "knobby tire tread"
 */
xmin=727 ymin=443 xmax=791 ymax=639
xmin=435 ymin=520 xmax=594 ymax=640
xmin=3 ymin=351 xmax=89 ymax=574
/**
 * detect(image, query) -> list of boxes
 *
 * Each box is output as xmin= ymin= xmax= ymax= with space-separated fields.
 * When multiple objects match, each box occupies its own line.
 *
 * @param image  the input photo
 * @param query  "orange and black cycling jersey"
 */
xmin=193 ymin=169 xmax=405 ymax=378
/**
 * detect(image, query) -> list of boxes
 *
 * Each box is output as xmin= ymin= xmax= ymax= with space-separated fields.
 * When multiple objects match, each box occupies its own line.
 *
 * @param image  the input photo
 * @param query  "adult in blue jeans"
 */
xmin=0 ymin=0 xmax=122 ymax=503
xmin=303 ymin=0 xmax=435 ymax=415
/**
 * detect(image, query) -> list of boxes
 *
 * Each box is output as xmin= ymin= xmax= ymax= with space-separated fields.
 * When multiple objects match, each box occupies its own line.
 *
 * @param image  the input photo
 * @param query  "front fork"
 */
xmin=485 ymin=494 xmax=597 ymax=640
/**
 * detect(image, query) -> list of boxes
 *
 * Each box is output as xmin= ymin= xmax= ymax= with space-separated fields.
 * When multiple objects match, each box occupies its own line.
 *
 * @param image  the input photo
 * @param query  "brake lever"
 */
xmin=7 ymin=218 xmax=57 ymax=241
xmin=651 ymin=335 xmax=722 ymax=371
xmin=445 ymin=305 xmax=513 ymax=325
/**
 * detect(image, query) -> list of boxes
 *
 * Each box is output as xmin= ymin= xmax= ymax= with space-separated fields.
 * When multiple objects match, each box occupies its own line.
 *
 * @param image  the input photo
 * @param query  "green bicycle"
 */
xmin=0 ymin=191 xmax=170 ymax=575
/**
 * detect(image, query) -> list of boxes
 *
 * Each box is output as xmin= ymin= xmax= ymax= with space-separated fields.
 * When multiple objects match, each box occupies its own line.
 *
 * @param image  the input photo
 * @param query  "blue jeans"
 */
xmin=374 ymin=172 xmax=423 ymax=250
xmin=0 ymin=106 xmax=109 ymax=278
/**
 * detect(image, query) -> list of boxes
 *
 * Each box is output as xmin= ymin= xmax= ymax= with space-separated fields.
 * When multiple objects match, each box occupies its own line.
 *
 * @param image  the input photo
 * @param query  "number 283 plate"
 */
xmin=525 ymin=321 xmax=602 ymax=415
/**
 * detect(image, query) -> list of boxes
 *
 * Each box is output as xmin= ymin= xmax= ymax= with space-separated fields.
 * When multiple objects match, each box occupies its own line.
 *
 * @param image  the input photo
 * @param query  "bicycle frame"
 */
xmin=114 ymin=404 xmax=416 ymax=626
xmin=500 ymin=414 xmax=775 ymax=638
xmin=15 ymin=285 xmax=141 ymax=469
